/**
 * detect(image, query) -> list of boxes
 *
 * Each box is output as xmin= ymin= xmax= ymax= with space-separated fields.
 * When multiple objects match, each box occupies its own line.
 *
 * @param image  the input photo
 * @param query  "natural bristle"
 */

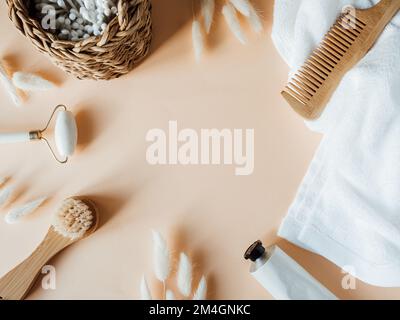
xmin=52 ymin=198 xmax=97 ymax=240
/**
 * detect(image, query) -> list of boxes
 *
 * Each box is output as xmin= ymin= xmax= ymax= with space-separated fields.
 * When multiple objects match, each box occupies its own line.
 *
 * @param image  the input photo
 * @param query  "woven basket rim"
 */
xmin=6 ymin=0 xmax=142 ymax=48
xmin=7 ymin=0 xmax=153 ymax=80
xmin=19 ymin=0 xmax=128 ymax=46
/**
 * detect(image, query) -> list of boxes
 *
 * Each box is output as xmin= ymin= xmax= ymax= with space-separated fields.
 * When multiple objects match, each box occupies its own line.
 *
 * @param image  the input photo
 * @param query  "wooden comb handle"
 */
xmin=360 ymin=0 xmax=400 ymax=24
xmin=0 ymin=228 xmax=73 ymax=300
xmin=357 ymin=0 xmax=400 ymax=50
xmin=372 ymin=0 xmax=400 ymax=13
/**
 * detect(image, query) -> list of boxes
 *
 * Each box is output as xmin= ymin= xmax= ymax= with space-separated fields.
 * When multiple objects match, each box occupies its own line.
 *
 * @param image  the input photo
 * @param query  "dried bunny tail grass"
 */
xmin=192 ymin=20 xmax=204 ymax=63
xmin=193 ymin=276 xmax=207 ymax=300
xmin=0 ymin=60 xmax=22 ymax=107
xmin=12 ymin=72 xmax=56 ymax=92
xmin=140 ymin=275 xmax=152 ymax=300
xmin=0 ymin=177 xmax=7 ymax=186
xmin=177 ymin=252 xmax=192 ymax=298
xmin=229 ymin=0 xmax=251 ymax=17
xmin=5 ymin=197 xmax=47 ymax=224
xmin=152 ymin=230 xmax=171 ymax=282
xmin=0 ymin=185 xmax=14 ymax=207
xmin=201 ymin=0 xmax=215 ymax=34
xmin=222 ymin=3 xmax=246 ymax=45
xmin=166 ymin=290 xmax=175 ymax=300
xmin=247 ymin=3 xmax=263 ymax=34
xmin=52 ymin=198 xmax=97 ymax=240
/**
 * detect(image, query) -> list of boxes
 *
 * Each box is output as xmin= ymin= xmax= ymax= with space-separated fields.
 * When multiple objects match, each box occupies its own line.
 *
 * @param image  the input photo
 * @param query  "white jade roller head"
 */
xmin=54 ymin=108 xmax=78 ymax=158
xmin=0 ymin=105 xmax=78 ymax=163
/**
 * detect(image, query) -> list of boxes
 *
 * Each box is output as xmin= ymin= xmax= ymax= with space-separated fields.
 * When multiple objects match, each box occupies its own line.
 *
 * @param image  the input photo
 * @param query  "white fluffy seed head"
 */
xmin=222 ymin=3 xmax=247 ymax=45
xmin=166 ymin=290 xmax=175 ymax=300
xmin=177 ymin=252 xmax=192 ymax=297
xmin=52 ymin=198 xmax=97 ymax=240
xmin=192 ymin=20 xmax=204 ymax=63
xmin=229 ymin=0 xmax=251 ymax=17
xmin=5 ymin=197 xmax=47 ymax=224
xmin=201 ymin=0 xmax=215 ymax=34
xmin=12 ymin=72 xmax=56 ymax=91
xmin=193 ymin=276 xmax=207 ymax=300
xmin=152 ymin=230 xmax=171 ymax=282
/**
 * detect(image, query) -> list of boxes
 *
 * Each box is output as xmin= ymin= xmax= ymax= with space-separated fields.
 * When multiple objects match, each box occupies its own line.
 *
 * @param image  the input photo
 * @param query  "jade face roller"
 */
xmin=0 ymin=105 xmax=77 ymax=163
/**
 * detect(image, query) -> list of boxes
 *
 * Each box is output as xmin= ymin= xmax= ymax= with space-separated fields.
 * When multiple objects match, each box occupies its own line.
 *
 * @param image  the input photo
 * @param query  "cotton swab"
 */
xmin=34 ymin=0 xmax=118 ymax=41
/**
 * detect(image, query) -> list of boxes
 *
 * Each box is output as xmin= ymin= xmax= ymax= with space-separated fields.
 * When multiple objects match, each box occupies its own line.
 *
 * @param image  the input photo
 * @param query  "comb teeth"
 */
xmin=281 ymin=0 xmax=400 ymax=119
xmin=283 ymin=13 xmax=365 ymax=110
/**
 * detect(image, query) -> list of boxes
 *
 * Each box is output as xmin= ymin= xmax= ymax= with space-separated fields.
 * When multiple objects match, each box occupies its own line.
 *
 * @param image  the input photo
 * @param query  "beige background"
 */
xmin=0 ymin=0 xmax=399 ymax=300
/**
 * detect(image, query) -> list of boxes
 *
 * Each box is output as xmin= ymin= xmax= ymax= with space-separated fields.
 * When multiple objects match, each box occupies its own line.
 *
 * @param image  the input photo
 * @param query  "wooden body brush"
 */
xmin=282 ymin=0 xmax=400 ymax=119
xmin=0 ymin=198 xmax=99 ymax=300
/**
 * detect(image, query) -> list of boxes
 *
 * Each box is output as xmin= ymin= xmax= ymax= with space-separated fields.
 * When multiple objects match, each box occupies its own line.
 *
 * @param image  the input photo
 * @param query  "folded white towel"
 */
xmin=273 ymin=0 xmax=400 ymax=287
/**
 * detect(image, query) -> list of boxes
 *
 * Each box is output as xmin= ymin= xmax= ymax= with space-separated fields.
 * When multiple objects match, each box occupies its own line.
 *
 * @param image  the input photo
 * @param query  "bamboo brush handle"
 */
xmin=0 ymin=228 xmax=72 ymax=300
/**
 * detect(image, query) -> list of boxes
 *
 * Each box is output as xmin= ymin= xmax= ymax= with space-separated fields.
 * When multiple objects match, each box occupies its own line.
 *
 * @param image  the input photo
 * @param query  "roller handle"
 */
xmin=0 ymin=132 xmax=32 ymax=144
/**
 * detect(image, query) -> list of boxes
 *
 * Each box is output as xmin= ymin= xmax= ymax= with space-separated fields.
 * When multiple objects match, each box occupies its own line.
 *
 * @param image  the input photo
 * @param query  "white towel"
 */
xmin=273 ymin=0 xmax=400 ymax=287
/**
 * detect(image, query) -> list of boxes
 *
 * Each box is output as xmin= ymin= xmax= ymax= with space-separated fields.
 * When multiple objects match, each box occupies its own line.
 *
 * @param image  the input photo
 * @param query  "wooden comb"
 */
xmin=281 ymin=0 xmax=400 ymax=119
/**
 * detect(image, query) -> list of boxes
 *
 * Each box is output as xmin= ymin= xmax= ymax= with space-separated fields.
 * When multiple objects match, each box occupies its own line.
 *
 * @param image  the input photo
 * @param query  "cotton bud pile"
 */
xmin=34 ymin=0 xmax=118 ymax=41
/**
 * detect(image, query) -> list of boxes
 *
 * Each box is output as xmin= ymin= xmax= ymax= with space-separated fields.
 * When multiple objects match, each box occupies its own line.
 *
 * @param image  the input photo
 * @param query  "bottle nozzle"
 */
xmin=244 ymin=240 xmax=266 ymax=262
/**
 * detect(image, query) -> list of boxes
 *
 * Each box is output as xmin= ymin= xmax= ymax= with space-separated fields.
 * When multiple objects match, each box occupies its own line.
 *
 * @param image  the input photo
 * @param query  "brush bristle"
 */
xmin=52 ymin=198 xmax=97 ymax=240
xmin=283 ymin=12 xmax=366 ymax=107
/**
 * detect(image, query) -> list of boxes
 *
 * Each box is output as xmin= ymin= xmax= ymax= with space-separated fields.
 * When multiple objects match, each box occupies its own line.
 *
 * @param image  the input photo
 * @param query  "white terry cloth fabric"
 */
xmin=251 ymin=246 xmax=337 ymax=300
xmin=272 ymin=0 xmax=400 ymax=287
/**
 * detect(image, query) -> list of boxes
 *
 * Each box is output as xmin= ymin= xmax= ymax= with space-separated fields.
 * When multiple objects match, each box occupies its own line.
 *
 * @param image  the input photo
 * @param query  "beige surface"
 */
xmin=0 ymin=0 xmax=399 ymax=300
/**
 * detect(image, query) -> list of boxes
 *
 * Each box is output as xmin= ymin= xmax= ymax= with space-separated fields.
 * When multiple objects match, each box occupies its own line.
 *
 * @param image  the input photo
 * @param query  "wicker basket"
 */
xmin=6 ymin=0 xmax=152 ymax=80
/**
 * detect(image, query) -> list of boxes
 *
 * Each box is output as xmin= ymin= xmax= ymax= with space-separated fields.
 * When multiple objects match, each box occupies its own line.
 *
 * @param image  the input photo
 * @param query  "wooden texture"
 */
xmin=1 ymin=0 xmax=399 ymax=300
xmin=5 ymin=0 xmax=152 ymax=80
xmin=0 ymin=199 xmax=98 ymax=300
xmin=281 ymin=0 xmax=400 ymax=119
